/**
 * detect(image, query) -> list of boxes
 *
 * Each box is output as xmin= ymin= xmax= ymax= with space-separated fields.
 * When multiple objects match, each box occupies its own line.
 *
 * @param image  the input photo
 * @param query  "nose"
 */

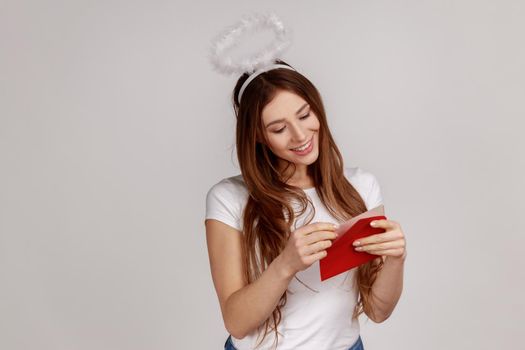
xmin=289 ymin=122 xmax=308 ymax=143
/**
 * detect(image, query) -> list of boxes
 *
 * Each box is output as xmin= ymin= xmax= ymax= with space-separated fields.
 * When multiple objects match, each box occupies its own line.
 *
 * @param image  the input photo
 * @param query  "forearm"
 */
xmin=224 ymin=255 xmax=294 ymax=339
xmin=369 ymin=253 xmax=406 ymax=322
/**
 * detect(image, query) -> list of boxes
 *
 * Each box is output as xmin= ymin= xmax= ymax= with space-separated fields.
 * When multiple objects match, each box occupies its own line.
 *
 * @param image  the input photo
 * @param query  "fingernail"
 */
xmin=333 ymin=223 xmax=340 ymax=230
xmin=370 ymin=221 xmax=377 ymax=227
xmin=353 ymin=241 xmax=360 ymax=246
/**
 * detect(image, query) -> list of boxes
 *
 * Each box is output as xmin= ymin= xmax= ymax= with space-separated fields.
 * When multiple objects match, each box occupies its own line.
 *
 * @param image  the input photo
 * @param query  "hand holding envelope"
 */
xmin=319 ymin=205 xmax=387 ymax=281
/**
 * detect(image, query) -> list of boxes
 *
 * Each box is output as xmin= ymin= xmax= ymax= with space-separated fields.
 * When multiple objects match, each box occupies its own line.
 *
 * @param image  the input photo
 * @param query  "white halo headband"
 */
xmin=238 ymin=64 xmax=296 ymax=104
xmin=208 ymin=12 xmax=295 ymax=103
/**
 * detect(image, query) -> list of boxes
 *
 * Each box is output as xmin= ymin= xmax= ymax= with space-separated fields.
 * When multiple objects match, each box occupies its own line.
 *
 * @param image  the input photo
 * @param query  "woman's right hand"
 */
xmin=277 ymin=222 xmax=339 ymax=278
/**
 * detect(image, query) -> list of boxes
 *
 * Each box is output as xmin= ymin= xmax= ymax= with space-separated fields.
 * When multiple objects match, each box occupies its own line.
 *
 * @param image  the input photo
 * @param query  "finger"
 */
xmin=308 ymin=250 xmax=328 ymax=263
xmin=366 ymin=248 xmax=405 ymax=257
xmin=370 ymin=219 xmax=398 ymax=230
xmin=304 ymin=239 xmax=332 ymax=256
xmin=355 ymin=240 xmax=404 ymax=252
xmin=353 ymin=230 xmax=403 ymax=246
xmin=300 ymin=222 xmax=337 ymax=237
xmin=303 ymin=230 xmax=338 ymax=245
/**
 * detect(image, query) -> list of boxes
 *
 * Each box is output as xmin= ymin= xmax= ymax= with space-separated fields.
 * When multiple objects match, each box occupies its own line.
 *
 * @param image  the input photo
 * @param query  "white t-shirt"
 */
xmin=205 ymin=166 xmax=384 ymax=350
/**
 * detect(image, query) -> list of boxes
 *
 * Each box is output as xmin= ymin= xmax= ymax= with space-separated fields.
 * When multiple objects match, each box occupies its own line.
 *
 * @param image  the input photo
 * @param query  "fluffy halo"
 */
xmin=208 ymin=12 xmax=292 ymax=76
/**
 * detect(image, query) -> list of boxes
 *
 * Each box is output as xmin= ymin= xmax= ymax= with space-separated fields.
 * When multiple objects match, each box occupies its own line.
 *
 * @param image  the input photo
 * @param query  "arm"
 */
xmin=205 ymin=219 xmax=294 ymax=339
xmin=224 ymin=255 xmax=293 ymax=338
xmin=352 ymin=218 xmax=407 ymax=323
xmin=367 ymin=252 xmax=406 ymax=322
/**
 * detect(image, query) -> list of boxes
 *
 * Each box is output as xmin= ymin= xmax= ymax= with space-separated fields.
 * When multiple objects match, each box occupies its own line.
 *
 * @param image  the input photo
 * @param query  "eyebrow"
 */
xmin=265 ymin=103 xmax=310 ymax=128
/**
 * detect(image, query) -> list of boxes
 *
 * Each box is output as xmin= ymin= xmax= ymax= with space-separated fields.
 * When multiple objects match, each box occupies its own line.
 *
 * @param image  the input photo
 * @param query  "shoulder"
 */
xmin=344 ymin=166 xmax=383 ymax=209
xmin=205 ymin=174 xmax=249 ymax=232
xmin=344 ymin=166 xmax=378 ymax=187
xmin=206 ymin=174 xmax=249 ymax=200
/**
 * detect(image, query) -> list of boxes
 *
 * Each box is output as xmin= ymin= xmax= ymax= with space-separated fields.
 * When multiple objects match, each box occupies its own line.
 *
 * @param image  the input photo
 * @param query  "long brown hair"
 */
xmin=232 ymin=59 xmax=384 ymax=348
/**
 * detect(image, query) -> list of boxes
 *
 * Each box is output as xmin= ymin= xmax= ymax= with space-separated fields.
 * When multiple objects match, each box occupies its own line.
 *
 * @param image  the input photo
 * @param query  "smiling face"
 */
xmin=260 ymin=90 xmax=320 ymax=181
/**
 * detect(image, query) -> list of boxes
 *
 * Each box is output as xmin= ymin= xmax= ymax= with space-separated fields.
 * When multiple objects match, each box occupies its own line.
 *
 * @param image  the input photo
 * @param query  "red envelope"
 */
xmin=319 ymin=215 xmax=387 ymax=281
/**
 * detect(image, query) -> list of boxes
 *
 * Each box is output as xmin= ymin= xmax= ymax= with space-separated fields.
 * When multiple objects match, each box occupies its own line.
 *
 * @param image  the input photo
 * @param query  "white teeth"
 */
xmin=292 ymin=139 xmax=311 ymax=151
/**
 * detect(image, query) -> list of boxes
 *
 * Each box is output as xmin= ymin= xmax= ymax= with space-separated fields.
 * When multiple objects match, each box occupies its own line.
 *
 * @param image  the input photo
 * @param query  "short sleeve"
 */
xmin=205 ymin=180 xmax=243 ymax=231
xmin=365 ymin=172 xmax=384 ymax=210
xmin=344 ymin=166 xmax=384 ymax=210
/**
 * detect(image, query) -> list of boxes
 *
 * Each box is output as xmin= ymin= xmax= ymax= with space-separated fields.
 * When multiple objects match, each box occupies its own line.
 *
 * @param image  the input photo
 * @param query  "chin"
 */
xmin=290 ymin=147 xmax=319 ymax=166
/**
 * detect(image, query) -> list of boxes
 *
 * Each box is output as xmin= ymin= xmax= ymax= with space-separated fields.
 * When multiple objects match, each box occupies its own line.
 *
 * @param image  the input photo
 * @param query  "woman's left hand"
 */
xmin=352 ymin=219 xmax=407 ymax=261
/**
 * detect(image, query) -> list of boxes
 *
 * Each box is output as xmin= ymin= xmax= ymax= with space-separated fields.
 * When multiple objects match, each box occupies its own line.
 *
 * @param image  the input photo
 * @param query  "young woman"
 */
xmin=205 ymin=59 xmax=407 ymax=350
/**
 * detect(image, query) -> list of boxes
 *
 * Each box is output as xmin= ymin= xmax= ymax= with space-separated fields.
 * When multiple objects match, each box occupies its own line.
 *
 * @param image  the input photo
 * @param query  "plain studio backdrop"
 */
xmin=1 ymin=1 xmax=524 ymax=349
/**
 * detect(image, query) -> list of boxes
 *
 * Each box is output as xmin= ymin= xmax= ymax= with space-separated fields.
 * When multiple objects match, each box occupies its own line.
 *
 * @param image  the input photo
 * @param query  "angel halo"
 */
xmin=208 ymin=12 xmax=297 ymax=104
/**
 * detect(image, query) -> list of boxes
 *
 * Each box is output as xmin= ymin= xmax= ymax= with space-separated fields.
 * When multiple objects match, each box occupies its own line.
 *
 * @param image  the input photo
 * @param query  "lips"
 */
xmin=290 ymin=136 xmax=313 ymax=150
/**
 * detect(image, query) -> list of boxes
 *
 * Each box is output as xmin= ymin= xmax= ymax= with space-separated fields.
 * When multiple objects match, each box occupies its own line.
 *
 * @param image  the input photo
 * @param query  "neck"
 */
xmin=278 ymin=162 xmax=313 ymax=188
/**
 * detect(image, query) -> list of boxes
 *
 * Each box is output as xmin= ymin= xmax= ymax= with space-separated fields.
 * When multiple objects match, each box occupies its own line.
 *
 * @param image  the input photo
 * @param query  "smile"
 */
xmin=290 ymin=137 xmax=313 ymax=151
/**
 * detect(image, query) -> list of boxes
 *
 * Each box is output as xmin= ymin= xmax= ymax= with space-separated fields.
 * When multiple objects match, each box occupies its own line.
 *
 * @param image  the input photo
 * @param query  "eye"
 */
xmin=272 ymin=113 xmax=310 ymax=134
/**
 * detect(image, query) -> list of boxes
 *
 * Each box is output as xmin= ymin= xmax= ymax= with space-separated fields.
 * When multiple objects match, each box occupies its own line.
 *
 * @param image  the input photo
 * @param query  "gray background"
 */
xmin=1 ymin=1 xmax=524 ymax=349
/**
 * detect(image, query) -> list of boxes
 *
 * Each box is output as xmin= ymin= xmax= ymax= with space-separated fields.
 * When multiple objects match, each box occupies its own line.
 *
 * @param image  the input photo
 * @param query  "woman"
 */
xmin=205 ymin=59 xmax=407 ymax=350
